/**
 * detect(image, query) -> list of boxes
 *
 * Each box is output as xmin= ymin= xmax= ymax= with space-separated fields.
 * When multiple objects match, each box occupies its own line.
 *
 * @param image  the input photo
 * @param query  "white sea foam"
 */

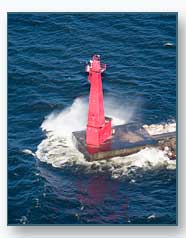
xmin=22 ymin=149 xmax=36 ymax=157
xmin=40 ymin=96 xmax=130 ymax=138
xmin=35 ymin=97 xmax=176 ymax=179
xmin=143 ymin=122 xmax=176 ymax=135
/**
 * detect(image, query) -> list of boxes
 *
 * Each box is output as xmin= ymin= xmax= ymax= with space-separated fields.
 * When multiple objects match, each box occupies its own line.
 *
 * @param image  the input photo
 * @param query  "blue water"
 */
xmin=8 ymin=13 xmax=177 ymax=225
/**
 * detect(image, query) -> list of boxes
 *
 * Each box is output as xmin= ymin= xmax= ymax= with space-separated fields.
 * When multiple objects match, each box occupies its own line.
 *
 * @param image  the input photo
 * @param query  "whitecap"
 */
xmin=163 ymin=42 xmax=174 ymax=47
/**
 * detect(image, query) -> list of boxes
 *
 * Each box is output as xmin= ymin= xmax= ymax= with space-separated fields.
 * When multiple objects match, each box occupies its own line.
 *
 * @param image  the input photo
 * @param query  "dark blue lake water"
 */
xmin=8 ymin=13 xmax=177 ymax=225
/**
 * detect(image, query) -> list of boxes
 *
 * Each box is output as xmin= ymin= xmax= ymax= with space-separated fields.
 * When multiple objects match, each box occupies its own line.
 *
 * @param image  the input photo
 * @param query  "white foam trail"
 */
xmin=35 ymin=97 xmax=176 ymax=179
xmin=22 ymin=149 xmax=36 ymax=157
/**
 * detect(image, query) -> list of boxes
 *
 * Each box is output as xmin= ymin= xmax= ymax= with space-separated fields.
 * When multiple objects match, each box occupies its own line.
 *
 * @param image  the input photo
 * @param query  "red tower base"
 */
xmin=86 ymin=117 xmax=112 ymax=146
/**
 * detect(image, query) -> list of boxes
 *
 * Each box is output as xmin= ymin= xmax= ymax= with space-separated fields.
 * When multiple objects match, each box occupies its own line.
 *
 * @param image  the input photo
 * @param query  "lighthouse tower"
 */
xmin=85 ymin=55 xmax=112 ymax=146
xmin=72 ymin=55 xmax=161 ymax=161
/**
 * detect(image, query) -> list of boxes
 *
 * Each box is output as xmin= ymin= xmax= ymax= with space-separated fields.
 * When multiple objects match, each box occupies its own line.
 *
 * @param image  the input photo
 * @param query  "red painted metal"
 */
xmin=85 ymin=55 xmax=112 ymax=146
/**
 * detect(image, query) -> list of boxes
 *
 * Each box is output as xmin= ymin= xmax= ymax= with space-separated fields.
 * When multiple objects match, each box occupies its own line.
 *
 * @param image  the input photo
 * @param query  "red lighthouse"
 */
xmin=85 ymin=55 xmax=112 ymax=146
xmin=73 ymin=55 xmax=167 ymax=161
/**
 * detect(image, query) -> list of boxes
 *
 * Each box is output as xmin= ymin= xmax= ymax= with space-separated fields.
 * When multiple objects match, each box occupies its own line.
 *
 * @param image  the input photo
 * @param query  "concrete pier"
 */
xmin=72 ymin=123 xmax=176 ymax=161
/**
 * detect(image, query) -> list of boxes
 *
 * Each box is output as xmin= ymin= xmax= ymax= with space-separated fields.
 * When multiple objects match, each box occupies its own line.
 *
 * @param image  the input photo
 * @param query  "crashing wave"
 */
xmin=35 ymin=97 xmax=176 ymax=179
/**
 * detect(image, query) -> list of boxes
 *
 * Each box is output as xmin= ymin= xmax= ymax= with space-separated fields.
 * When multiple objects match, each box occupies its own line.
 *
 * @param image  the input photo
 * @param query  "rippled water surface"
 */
xmin=8 ymin=13 xmax=177 ymax=225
